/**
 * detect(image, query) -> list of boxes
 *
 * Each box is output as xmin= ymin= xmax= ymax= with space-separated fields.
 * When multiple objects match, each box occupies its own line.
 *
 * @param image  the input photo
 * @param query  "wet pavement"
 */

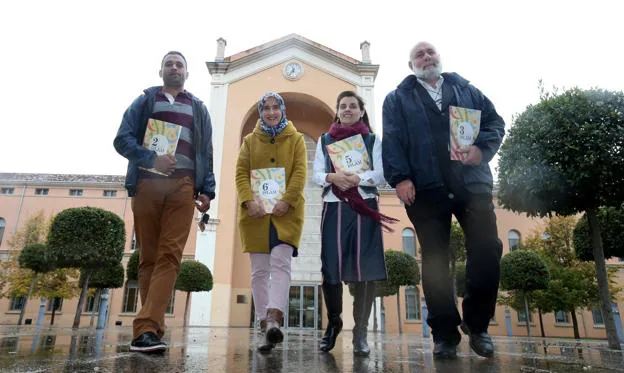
xmin=0 ymin=326 xmax=623 ymax=372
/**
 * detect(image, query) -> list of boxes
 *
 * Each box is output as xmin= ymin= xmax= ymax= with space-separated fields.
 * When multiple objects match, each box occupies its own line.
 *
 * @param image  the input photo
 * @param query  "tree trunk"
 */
xmin=373 ymin=298 xmax=378 ymax=333
xmin=538 ymin=309 xmax=546 ymax=338
xmin=523 ymin=293 xmax=532 ymax=337
xmin=396 ymin=292 xmax=403 ymax=334
xmin=18 ymin=274 xmax=37 ymax=325
xmin=570 ymin=309 xmax=580 ymax=339
xmin=587 ymin=208 xmax=621 ymax=350
xmin=50 ymin=299 xmax=58 ymax=325
xmin=538 ymin=308 xmax=548 ymax=354
xmin=73 ymin=272 xmax=90 ymax=329
xmin=36 ymin=297 xmax=47 ymax=327
xmin=183 ymin=292 xmax=191 ymax=327
xmin=97 ymin=289 xmax=110 ymax=330
xmin=451 ymin=260 xmax=458 ymax=306
xmin=89 ymin=289 xmax=101 ymax=328
xmin=380 ymin=298 xmax=386 ymax=332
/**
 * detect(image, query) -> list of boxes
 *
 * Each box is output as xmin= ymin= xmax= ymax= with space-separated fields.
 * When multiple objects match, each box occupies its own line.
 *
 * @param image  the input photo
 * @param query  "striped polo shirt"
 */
xmin=140 ymin=90 xmax=195 ymax=179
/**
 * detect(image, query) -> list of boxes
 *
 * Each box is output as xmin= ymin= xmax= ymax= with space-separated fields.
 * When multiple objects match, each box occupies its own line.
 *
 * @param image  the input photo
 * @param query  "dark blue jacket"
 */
xmin=113 ymin=86 xmax=216 ymax=199
xmin=382 ymin=73 xmax=505 ymax=191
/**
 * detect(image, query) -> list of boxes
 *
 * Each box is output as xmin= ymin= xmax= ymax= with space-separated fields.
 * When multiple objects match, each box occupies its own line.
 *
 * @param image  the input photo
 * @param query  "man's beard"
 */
xmin=163 ymin=74 xmax=185 ymax=88
xmin=412 ymin=62 xmax=443 ymax=81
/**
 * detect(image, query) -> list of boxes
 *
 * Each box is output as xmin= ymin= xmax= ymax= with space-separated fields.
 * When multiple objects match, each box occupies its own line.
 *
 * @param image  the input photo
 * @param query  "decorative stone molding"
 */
xmin=360 ymin=41 xmax=371 ymax=64
xmin=215 ymin=38 xmax=227 ymax=62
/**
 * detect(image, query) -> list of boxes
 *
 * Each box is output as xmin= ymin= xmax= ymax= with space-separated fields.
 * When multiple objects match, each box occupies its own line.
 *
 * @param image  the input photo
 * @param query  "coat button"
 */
xmin=448 ymin=193 xmax=454 ymax=199
xmin=270 ymin=158 xmax=275 ymax=163
xmin=270 ymin=138 xmax=275 ymax=144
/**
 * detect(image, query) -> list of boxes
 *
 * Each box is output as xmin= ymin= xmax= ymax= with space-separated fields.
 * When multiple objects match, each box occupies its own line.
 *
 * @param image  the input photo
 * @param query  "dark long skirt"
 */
xmin=320 ymin=199 xmax=388 ymax=284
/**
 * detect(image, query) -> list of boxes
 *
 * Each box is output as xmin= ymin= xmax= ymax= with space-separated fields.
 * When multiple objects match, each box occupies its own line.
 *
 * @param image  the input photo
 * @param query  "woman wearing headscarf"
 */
xmin=235 ymin=92 xmax=307 ymax=352
xmin=313 ymin=90 xmax=397 ymax=356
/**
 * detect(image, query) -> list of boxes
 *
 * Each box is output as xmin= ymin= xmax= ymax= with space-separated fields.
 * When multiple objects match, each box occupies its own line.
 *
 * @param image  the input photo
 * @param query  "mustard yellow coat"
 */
xmin=236 ymin=121 xmax=307 ymax=253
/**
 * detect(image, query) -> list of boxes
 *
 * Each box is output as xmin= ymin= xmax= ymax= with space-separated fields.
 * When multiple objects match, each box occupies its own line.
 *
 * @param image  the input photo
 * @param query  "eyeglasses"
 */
xmin=198 ymin=212 xmax=210 ymax=232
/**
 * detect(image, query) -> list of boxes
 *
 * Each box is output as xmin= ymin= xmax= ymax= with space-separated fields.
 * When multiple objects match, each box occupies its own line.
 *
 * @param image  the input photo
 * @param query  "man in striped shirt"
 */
xmin=114 ymin=51 xmax=215 ymax=353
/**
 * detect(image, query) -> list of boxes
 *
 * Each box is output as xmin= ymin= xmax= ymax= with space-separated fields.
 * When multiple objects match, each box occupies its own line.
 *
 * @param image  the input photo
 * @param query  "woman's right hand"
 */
xmin=245 ymin=199 xmax=266 ymax=218
xmin=327 ymin=171 xmax=356 ymax=191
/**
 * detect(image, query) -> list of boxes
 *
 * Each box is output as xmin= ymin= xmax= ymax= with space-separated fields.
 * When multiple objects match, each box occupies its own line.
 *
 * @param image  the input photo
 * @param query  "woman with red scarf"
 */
xmin=313 ymin=91 xmax=396 ymax=356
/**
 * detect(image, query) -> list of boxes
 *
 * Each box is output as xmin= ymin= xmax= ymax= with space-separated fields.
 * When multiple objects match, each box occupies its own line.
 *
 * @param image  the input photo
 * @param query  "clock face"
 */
xmin=284 ymin=62 xmax=303 ymax=80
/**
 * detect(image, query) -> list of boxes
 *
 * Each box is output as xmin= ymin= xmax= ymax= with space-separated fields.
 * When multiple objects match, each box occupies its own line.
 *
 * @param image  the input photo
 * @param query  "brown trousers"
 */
xmin=131 ymin=176 xmax=195 ymax=339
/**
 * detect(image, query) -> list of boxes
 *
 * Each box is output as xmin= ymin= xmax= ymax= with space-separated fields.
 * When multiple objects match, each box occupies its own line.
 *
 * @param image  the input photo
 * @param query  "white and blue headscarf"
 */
xmin=257 ymin=92 xmax=289 ymax=137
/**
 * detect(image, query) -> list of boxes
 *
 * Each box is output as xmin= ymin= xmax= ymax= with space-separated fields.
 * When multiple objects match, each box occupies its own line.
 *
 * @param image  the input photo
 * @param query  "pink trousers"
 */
xmin=250 ymin=244 xmax=293 ymax=322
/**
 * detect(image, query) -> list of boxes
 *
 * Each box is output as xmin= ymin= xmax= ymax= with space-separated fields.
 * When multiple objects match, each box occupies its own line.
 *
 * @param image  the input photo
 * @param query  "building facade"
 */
xmin=1 ymin=34 xmax=622 ymax=340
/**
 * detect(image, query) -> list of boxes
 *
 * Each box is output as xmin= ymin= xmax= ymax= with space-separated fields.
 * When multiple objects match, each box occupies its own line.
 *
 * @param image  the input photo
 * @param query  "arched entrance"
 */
xmin=239 ymin=92 xmax=334 ymax=141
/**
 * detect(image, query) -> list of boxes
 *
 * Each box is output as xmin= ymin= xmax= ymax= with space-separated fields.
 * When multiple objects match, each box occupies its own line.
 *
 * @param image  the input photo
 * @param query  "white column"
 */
xmin=189 ymin=222 xmax=218 ymax=325
xmin=357 ymin=75 xmax=376 ymax=131
xmin=206 ymin=74 xmax=228 ymax=216
xmin=189 ymin=75 xmax=229 ymax=326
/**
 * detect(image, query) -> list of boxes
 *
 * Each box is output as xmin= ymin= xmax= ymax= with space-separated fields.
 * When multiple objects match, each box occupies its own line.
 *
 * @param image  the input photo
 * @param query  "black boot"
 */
xmin=461 ymin=322 xmax=494 ymax=357
xmin=319 ymin=282 xmax=343 ymax=352
xmin=352 ymin=282 xmax=375 ymax=357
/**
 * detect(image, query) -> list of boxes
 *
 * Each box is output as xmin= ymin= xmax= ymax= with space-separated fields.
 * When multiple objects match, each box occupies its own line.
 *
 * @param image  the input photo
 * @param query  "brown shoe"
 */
xmin=265 ymin=308 xmax=284 ymax=344
xmin=257 ymin=308 xmax=284 ymax=352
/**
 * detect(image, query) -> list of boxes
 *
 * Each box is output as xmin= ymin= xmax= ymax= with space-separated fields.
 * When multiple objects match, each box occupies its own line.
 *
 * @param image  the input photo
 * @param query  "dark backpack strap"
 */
xmin=364 ymin=133 xmax=376 ymax=170
xmin=320 ymin=133 xmax=332 ymax=197
xmin=321 ymin=133 xmax=334 ymax=173
xmin=360 ymin=133 xmax=378 ymax=195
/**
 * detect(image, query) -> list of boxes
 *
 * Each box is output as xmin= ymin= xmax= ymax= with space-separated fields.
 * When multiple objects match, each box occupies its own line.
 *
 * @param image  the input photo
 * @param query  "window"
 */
xmin=35 ymin=188 xmax=49 ymax=195
xmin=0 ymin=187 xmax=14 ymax=195
xmin=0 ymin=218 xmax=5 ymax=246
xmin=402 ymin=228 xmax=417 ymax=257
xmin=508 ymin=230 xmax=521 ymax=251
xmin=40 ymin=335 xmax=56 ymax=349
xmin=69 ymin=189 xmax=83 ymax=196
xmin=166 ymin=291 xmax=176 ymax=315
xmin=0 ymin=337 xmax=18 ymax=351
xmin=47 ymin=298 xmax=63 ymax=312
xmin=555 ymin=310 xmax=570 ymax=324
xmin=592 ymin=308 xmax=605 ymax=326
xmin=131 ymin=231 xmax=137 ymax=251
xmin=78 ymin=335 xmax=91 ymax=354
xmin=85 ymin=294 xmax=100 ymax=313
xmin=517 ymin=309 xmax=533 ymax=323
xmin=103 ymin=190 xmax=117 ymax=197
xmin=405 ymin=287 xmax=421 ymax=320
xmin=9 ymin=296 xmax=26 ymax=311
xmin=122 ymin=281 xmax=139 ymax=313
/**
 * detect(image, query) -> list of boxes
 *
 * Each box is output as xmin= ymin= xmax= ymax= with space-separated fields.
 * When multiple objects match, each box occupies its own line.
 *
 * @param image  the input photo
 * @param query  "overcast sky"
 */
xmin=1 ymin=0 xmax=622 ymax=178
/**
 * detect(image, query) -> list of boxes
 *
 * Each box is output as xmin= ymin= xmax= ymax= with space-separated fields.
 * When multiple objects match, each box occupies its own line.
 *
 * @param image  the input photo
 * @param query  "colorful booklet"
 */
xmin=139 ymin=119 xmax=182 ymax=175
xmin=251 ymin=168 xmax=286 ymax=213
xmin=449 ymin=106 xmax=481 ymax=161
xmin=325 ymin=134 xmax=371 ymax=174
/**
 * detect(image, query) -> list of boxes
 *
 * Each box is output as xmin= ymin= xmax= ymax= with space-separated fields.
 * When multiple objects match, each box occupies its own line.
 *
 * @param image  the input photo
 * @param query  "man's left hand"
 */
xmin=460 ymin=146 xmax=483 ymax=166
xmin=196 ymin=194 xmax=211 ymax=213
xmin=272 ymin=201 xmax=290 ymax=216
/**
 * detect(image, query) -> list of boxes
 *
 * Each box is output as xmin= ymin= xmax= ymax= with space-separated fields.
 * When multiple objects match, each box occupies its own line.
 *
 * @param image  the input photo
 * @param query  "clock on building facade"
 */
xmin=283 ymin=61 xmax=303 ymax=80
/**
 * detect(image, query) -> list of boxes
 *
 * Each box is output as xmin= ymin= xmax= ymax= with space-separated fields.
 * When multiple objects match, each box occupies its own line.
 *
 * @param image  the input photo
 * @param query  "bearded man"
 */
xmin=382 ymin=42 xmax=505 ymax=359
